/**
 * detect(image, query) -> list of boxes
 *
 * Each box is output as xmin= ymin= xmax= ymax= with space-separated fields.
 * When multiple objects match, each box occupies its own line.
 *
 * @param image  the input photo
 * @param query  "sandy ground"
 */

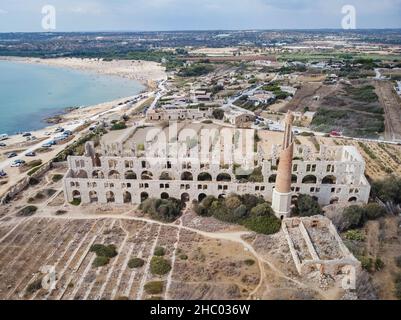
xmin=2 ymin=57 xmax=167 ymax=86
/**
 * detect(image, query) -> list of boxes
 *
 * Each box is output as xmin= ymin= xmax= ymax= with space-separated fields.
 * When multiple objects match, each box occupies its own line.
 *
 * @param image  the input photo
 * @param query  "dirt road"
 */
xmin=375 ymin=80 xmax=401 ymax=141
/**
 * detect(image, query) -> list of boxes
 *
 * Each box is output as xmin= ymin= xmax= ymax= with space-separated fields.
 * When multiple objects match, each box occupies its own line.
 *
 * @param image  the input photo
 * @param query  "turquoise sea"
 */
xmin=0 ymin=60 xmax=144 ymax=134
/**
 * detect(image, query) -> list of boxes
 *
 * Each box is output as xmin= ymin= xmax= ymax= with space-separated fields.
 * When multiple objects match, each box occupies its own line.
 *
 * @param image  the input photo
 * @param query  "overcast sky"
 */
xmin=0 ymin=0 xmax=400 ymax=32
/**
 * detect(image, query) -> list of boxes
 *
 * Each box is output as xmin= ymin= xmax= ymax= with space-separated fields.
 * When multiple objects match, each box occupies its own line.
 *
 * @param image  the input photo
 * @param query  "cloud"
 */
xmin=0 ymin=9 xmax=8 ymax=14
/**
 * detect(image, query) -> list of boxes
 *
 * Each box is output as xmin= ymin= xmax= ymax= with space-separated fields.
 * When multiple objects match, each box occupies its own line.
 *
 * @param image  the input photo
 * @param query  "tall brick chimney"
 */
xmin=272 ymin=111 xmax=294 ymax=219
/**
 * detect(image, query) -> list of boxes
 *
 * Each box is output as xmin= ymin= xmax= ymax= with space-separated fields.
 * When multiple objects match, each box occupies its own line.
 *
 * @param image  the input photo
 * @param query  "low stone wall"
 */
xmin=0 ymin=161 xmax=53 ymax=204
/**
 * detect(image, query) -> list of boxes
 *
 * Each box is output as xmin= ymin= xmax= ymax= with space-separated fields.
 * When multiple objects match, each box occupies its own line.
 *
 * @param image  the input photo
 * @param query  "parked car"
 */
xmin=11 ymin=160 xmax=25 ymax=167
xmin=22 ymin=132 xmax=32 ymax=137
xmin=63 ymin=130 xmax=73 ymax=136
xmin=42 ymin=143 xmax=53 ymax=148
xmin=0 ymin=143 xmax=6 ymax=147
xmin=55 ymin=127 xmax=64 ymax=133
xmin=54 ymin=135 xmax=67 ymax=142
xmin=0 ymin=170 xmax=7 ymax=177
xmin=0 ymin=134 xmax=8 ymax=141
xmin=7 ymin=152 xmax=17 ymax=158
xmin=25 ymin=151 xmax=36 ymax=157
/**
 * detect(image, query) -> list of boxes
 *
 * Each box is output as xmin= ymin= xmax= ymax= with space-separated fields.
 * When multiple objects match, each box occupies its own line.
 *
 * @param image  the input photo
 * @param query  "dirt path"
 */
xmin=375 ymin=80 xmax=401 ymax=141
xmin=25 ymin=207 xmax=330 ymax=300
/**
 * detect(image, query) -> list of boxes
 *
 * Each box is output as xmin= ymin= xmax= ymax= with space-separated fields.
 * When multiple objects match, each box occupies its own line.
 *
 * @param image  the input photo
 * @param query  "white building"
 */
xmin=63 ymin=126 xmax=371 ymax=208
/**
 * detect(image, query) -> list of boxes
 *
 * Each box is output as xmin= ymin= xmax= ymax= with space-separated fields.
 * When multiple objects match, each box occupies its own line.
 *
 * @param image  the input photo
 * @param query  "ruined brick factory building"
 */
xmin=63 ymin=114 xmax=371 ymax=218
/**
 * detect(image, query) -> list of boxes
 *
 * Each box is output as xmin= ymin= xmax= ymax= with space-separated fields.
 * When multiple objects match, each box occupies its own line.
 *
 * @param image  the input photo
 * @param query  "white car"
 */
xmin=11 ymin=162 xmax=22 ymax=168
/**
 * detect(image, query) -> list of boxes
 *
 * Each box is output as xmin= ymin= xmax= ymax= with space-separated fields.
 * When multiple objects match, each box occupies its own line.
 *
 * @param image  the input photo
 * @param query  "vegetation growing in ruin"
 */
xmin=150 ymin=257 xmax=172 ymax=275
xmin=212 ymin=108 xmax=224 ymax=120
xmin=53 ymin=129 xmax=105 ymax=162
xmin=110 ymin=122 xmax=127 ymax=131
xmin=235 ymin=166 xmax=264 ymax=183
xmin=70 ymin=199 xmax=81 ymax=206
xmin=140 ymin=197 xmax=184 ymax=223
xmin=27 ymin=165 xmax=43 ymax=177
xmin=341 ymin=203 xmax=387 ymax=231
xmin=344 ymin=229 xmax=365 ymax=242
xmin=292 ymin=195 xmax=322 ymax=217
xmin=193 ymin=194 xmax=281 ymax=235
xmin=371 ymin=175 xmax=401 ymax=206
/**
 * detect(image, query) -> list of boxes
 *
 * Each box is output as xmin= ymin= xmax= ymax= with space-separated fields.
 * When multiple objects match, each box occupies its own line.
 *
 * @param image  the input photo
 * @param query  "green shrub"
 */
xmin=375 ymin=258 xmax=385 ymax=271
xmin=27 ymin=166 xmax=42 ymax=176
xmin=150 ymin=257 xmax=171 ymax=275
xmin=27 ymin=160 xmax=43 ymax=168
xmin=344 ymin=229 xmax=365 ymax=241
xmin=250 ymin=203 xmax=273 ymax=217
xmin=179 ymin=254 xmax=188 ymax=260
xmin=178 ymin=63 xmax=214 ymax=77
xmin=343 ymin=205 xmax=365 ymax=229
xmin=154 ymin=246 xmax=166 ymax=257
xmin=70 ymin=199 xmax=81 ymax=206
xmin=395 ymin=256 xmax=401 ymax=268
xmin=364 ymin=203 xmax=386 ymax=220
xmin=212 ymin=108 xmax=224 ymax=120
xmin=371 ymin=176 xmax=401 ymax=205
xmin=140 ymin=197 xmax=183 ymax=222
xmin=111 ymin=122 xmax=127 ymax=131
xmin=26 ymin=278 xmax=43 ymax=295
xmin=16 ymin=205 xmax=38 ymax=217
xmin=52 ymin=174 xmax=64 ymax=182
xmin=244 ymin=259 xmax=255 ymax=266
xmin=395 ymin=273 xmax=401 ymax=299
xmin=90 ymin=244 xmax=118 ymax=258
xmin=359 ymin=256 xmax=374 ymax=272
xmin=128 ymin=258 xmax=145 ymax=268
xmin=293 ymin=195 xmax=322 ymax=217
xmin=93 ymin=256 xmax=110 ymax=268
xmin=241 ymin=215 xmax=281 ymax=235
xmin=144 ymin=281 xmax=164 ymax=294
xmin=193 ymin=194 xmax=280 ymax=235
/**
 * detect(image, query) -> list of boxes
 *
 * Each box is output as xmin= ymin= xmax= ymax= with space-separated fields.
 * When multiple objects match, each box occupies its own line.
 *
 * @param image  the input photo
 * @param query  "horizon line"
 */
xmin=1 ymin=27 xmax=401 ymax=34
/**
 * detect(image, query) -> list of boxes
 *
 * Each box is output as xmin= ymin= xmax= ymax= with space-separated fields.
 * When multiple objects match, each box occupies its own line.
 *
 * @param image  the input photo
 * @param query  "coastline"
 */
xmin=0 ymin=57 xmax=166 ymax=153
xmin=0 ymin=56 xmax=166 ymax=87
